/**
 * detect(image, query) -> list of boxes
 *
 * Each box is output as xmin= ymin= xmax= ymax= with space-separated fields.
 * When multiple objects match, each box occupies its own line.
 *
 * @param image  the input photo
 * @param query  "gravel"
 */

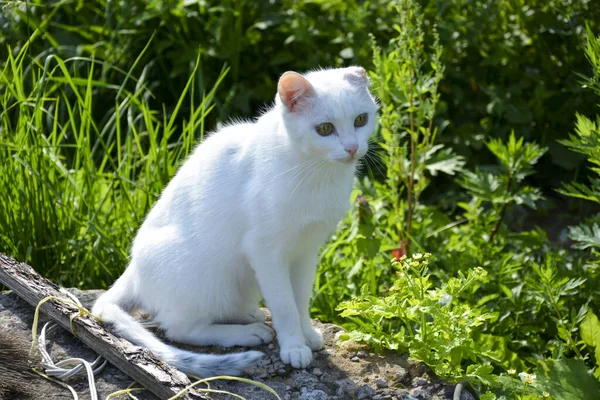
xmin=0 ymin=289 xmax=460 ymax=399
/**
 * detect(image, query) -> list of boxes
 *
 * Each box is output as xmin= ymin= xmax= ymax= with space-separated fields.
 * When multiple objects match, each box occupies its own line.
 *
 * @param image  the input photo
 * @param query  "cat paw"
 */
xmin=304 ymin=328 xmax=324 ymax=351
xmin=238 ymin=323 xmax=274 ymax=346
xmin=246 ymin=307 xmax=266 ymax=323
xmin=280 ymin=344 xmax=313 ymax=368
xmin=230 ymin=307 xmax=266 ymax=324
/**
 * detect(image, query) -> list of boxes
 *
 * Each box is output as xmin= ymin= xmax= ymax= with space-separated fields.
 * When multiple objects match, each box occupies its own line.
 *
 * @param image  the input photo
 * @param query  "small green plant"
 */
xmin=338 ymin=254 xmax=494 ymax=382
xmin=313 ymin=0 xmax=463 ymax=319
xmin=459 ymin=132 xmax=546 ymax=243
xmin=369 ymin=0 xmax=463 ymax=255
xmin=559 ymin=27 xmax=600 ymax=272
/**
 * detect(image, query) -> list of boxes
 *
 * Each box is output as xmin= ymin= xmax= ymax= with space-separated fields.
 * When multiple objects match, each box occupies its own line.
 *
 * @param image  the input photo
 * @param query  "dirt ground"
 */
xmin=0 ymin=289 xmax=468 ymax=400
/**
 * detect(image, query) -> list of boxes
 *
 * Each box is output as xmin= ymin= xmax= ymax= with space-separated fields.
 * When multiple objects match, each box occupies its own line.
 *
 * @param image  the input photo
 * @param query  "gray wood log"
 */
xmin=0 ymin=253 xmax=205 ymax=400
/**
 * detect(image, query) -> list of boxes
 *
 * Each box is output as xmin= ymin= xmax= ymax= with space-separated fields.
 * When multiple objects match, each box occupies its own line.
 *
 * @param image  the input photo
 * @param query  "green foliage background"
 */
xmin=2 ymin=0 xmax=599 ymax=177
xmin=2 ymin=0 xmax=600 ymax=398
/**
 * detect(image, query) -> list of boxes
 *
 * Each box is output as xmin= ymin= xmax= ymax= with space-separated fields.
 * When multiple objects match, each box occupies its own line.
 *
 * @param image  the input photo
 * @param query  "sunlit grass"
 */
xmin=0 ymin=40 xmax=228 ymax=288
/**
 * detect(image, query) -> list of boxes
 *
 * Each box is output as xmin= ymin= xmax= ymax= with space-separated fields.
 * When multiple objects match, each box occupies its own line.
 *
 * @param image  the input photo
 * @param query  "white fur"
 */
xmin=92 ymin=67 xmax=378 ymax=377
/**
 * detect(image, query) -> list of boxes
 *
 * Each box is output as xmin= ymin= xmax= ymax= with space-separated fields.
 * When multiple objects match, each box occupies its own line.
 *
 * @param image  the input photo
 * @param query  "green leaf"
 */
xmin=558 ymin=181 xmax=600 ymax=204
xmin=581 ymin=310 xmax=600 ymax=377
xmin=512 ymin=186 xmax=543 ymax=209
xmin=458 ymin=170 xmax=503 ymax=202
xmin=422 ymin=145 xmax=466 ymax=176
xmin=474 ymin=333 xmax=527 ymax=372
xmin=486 ymin=131 xmax=547 ymax=179
xmin=535 ymin=359 xmax=600 ymax=400
xmin=568 ymin=223 xmax=600 ymax=250
xmin=356 ymin=237 xmax=381 ymax=258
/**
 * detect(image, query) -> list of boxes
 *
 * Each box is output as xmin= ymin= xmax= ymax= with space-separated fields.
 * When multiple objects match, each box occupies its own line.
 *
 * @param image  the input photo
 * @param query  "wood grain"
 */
xmin=0 ymin=253 xmax=205 ymax=400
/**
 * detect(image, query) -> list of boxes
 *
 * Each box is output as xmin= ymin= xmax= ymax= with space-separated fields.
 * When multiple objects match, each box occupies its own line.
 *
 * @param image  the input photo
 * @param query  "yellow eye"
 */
xmin=316 ymin=122 xmax=334 ymax=136
xmin=354 ymin=113 xmax=368 ymax=127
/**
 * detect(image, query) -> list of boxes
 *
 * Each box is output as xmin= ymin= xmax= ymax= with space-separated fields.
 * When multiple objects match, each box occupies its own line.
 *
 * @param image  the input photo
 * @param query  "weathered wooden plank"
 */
xmin=0 ymin=253 xmax=205 ymax=400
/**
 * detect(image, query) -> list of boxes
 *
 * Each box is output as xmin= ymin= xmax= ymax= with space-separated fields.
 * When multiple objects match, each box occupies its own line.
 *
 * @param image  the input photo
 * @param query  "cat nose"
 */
xmin=345 ymin=144 xmax=358 ymax=158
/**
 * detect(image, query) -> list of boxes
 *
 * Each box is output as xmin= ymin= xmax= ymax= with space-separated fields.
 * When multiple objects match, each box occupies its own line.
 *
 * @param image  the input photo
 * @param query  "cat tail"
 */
xmin=91 ymin=267 xmax=264 ymax=378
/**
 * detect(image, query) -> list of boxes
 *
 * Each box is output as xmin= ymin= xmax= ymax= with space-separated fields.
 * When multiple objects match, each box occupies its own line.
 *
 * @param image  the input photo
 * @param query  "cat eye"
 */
xmin=354 ymin=113 xmax=368 ymax=127
xmin=316 ymin=122 xmax=334 ymax=136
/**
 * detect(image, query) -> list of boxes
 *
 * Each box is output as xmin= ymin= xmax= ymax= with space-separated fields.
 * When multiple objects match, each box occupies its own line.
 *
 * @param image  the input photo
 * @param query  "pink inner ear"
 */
xmin=344 ymin=67 xmax=368 ymax=86
xmin=278 ymin=72 xmax=313 ymax=112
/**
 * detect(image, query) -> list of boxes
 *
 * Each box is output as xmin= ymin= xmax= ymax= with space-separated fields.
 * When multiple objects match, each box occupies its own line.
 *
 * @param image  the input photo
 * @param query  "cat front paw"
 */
xmin=280 ymin=344 xmax=313 ymax=368
xmin=230 ymin=307 xmax=266 ymax=324
xmin=236 ymin=323 xmax=274 ymax=346
xmin=304 ymin=327 xmax=324 ymax=351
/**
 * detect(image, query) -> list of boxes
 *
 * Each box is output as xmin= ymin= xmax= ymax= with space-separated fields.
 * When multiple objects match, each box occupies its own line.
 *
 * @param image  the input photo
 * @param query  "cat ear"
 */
xmin=344 ymin=67 xmax=369 ymax=87
xmin=278 ymin=71 xmax=313 ymax=112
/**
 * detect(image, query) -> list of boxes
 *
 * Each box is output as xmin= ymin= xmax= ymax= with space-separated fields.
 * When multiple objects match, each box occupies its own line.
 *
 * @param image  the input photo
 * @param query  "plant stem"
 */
xmin=489 ymin=175 xmax=512 ymax=243
xmin=489 ymin=201 xmax=508 ymax=243
xmin=551 ymin=299 xmax=584 ymax=359
xmin=405 ymin=71 xmax=417 ymax=254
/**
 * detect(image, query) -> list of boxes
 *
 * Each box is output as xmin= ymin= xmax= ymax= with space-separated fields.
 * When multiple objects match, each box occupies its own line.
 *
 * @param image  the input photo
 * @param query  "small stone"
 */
xmin=300 ymin=388 xmax=329 ymax=400
xmin=357 ymin=384 xmax=376 ymax=399
xmin=319 ymin=372 xmax=334 ymax=385
xmin=334 ymin=330 xmax=346 ymax=342
xmin=268 ymin=343 xmax=276 ymax=350
xmin=375 ymin=378 xmax=388 ymax=388
xmin=457 ymin=389 xmax=476 ymax=400
xmin=286 ymin=385 xmax=293 ymax=392
xmin=293 ymin=371 xmax=319 ymax=390
xmin=273 ymin=361 xmax=286 ymax=369
xmin=312 ymin=367 xmax=323 ymax=376
xmin=395 ymin=368 xmax=410 ymax=383
xmin=278 ymin=368 xmax=287 ymax=375
xmin=320 ymin=348 xmax=335 ymax=356
xmin=412 ymin=377 xmax=427 ymax=386
xmin=409 ymin=387 xmax=428 ymax=399
xmin=347 ymin=352 xmax=357 ymax=359
xmin=335 ymin=378 xmax=356 ymax=397
xmin=351 ymin=356 xmax=360 ymax=362
xmin=357 ymin=351 xmax=368 ymax=358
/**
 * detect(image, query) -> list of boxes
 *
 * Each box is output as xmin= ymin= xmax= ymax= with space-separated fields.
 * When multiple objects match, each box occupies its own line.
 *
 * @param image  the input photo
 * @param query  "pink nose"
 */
xmin=345 ymin=144 xmax=358 ymax=158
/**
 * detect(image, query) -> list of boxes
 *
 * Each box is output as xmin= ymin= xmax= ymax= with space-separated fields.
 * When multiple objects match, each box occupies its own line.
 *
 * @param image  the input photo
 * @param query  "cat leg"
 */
xmin=163 ymin=319 xmax=274 ymax=347
xmin=244 ymin=245 xmax=313 ymax=369
xmin=291 ymin=254 xmax=324 ymax=351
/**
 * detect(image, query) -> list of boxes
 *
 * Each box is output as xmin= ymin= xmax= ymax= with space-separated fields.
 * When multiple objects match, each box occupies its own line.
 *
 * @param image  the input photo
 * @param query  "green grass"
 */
xmin=0 ymin=40 xmax=228 ymax=287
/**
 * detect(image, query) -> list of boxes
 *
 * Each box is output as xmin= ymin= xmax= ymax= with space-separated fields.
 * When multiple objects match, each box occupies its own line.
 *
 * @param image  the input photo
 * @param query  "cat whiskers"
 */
xmin=271 ymin=159 xmax=317 ymax=180
xmin=363 ymin=148 xmax=386 ymax=178
xmin=287 ymin=159 xmax=322 ymax=185
xmin=289 ymin=159 xmax=327 ymax=198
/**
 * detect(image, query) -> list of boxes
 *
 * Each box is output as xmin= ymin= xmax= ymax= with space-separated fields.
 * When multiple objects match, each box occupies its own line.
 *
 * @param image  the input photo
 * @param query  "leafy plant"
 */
xmin=338 ymin=254 xmax=494 ymax=382
xmin=313 ymin=0 xmax=463 ymax=322
xmin=319 ymin=4 xmax=600 ymax=398
xmin=559 ymin=27 xmax=600 ymax=262
xmin=580 ymin=310 xmax=600 ymax=379
xmin=370 ymin=0 xmax=463 ymax=254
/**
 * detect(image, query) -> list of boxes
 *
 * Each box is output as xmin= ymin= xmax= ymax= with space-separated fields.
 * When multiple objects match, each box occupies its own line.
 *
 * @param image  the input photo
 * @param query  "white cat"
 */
xmin=92 ymin=67 xmax=378 ymax=377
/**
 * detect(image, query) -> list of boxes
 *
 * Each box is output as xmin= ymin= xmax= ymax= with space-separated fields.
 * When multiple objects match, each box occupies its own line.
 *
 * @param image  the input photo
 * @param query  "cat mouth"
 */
xmin=333 ymin=155 xmax=358 ymax=163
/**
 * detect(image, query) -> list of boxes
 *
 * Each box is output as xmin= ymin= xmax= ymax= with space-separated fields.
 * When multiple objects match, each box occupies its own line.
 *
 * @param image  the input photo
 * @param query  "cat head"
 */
xmin=275 ymin=67 xmax=378 ymax=164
